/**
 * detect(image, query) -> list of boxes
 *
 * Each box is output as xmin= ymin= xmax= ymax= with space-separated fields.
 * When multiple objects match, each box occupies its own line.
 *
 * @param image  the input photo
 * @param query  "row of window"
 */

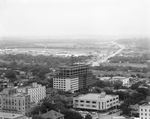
xmin=141 ymin=117 xmax=150 ymax=119
xmin=79 ymin=104 xmax=96 ymax=108
xmin=106 ymin=97 xmax=119 ymax=103
xmin=75 ymin=100 xmax=96 ymax=104
xmin=141 ymin=109 xmax=150 ymax=112
xmin=141 ymin=113 xmax=150 ymax=116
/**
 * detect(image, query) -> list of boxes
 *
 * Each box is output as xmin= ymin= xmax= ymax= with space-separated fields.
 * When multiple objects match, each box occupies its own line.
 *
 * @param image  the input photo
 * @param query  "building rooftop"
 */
xmin=140 ymin=104 xmax=150 ymax=107
xmin=76 ymin=93 xmax=118 ymax=101
xmin=12 ymin=92 xmax=29 ymax=97
xmin=59 ymin=64 xmax=89 ymax=68
xmin=112 ymin=76 xmax=129 ymax=79
xmin=0 ymin=112 xmax=24 ymax=118
xmin=42 ymin=110 xmax=64 ymax=119
xmin=18 ymin=82 xmax=43 ymax=90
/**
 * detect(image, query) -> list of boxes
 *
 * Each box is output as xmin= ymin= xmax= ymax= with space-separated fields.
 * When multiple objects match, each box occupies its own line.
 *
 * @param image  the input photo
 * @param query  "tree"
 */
xmin=5 ymin=70 xmax=16 ymax=79
xmin=32 ymin=115 xmax=44 ymax=119
xmin=85 ymin=114 xmax=92 ymax=119
xmin=136 ymin=88 xmax=148 ymax=98
xmin=122 ymin=106 xmax=131 ymax=115
xmin=130 ymin=82 xmax=142 ymax=90
xmin=61 ymin=110 xmax=83 ymax=119
xmin=113 ymin=81 xmax=123 ymax=89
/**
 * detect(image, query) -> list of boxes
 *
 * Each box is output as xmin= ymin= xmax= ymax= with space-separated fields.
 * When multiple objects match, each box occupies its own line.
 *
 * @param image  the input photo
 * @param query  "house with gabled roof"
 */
xmin=41 ymin=110 xmax=64 ymax=119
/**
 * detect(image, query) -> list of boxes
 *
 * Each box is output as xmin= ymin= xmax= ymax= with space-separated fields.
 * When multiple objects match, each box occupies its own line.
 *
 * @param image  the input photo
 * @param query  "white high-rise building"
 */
xmin=17 ymin=82 xmax=46 ymax=103
xmin=140 ymin=104 xmax=150 ymax=119
xmin=53 ymin=77 xmax=79 ymax=93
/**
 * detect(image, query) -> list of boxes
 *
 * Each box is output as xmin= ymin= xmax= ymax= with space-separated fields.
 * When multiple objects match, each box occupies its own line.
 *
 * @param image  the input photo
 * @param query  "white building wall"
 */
xmin=140 ymin=105 xmax=150 ymax=119
xmin=17 ymin=83 xmax=46 ymax=103
xmin=53 ymin=77 xmax=79 ymax=93
xmin=73 ymin=95 xmax=119 ymax=111
xmin=65 ymin=79 xmax=71 ymax=91
xmin=27 ymin=85 xmax=46 ymax=103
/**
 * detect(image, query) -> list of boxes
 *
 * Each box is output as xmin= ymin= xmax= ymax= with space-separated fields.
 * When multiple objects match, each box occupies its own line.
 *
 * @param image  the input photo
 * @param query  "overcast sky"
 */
xmin=0 ymin=0 xmax=150 ymax=39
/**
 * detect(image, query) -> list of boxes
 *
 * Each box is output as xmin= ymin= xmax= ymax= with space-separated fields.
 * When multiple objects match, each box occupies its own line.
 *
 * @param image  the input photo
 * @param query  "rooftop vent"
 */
xmin=99 ymin=91 xmax=106 ymax=98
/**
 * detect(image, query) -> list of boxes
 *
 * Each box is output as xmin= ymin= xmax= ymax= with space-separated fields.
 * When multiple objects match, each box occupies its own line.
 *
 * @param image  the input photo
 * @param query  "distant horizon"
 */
xmin=0 ymin=34 xmax=150 ymax=42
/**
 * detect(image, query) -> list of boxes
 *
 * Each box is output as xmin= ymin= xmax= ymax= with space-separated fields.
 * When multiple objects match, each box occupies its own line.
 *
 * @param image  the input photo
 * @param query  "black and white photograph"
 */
xmin=0 ymin=0 xmax=150 ymax=119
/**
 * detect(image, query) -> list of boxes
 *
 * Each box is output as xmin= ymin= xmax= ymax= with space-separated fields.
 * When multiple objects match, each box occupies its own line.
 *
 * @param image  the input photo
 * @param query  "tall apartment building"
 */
xmin=139 ymin=104 xmax=150 ymax=119
xmin=53 ymin=64 xmax=93 ymax=93
xmin=0 ymin=88 xmax=30 ymax=115
xmin=17 ymin=82 xmax=46 ymax=103
xmin=73 ymin=92 xmax=119 ymax=111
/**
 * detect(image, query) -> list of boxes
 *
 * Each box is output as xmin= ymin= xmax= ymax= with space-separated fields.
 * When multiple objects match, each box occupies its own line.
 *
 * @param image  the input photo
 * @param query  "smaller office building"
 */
xmin=73 ymin=92 xmax=119 ymax=111
xmin=17 ymin=82 xmax=46 ymax=103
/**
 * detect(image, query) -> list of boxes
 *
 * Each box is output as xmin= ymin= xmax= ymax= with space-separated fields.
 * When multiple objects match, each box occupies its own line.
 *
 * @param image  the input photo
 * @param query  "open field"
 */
xmin=102 ymin=63 xmax=148 ymax=68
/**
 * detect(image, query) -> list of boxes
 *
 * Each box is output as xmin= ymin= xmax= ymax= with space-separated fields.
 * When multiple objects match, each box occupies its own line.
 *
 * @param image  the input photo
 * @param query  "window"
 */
xmin=86 ymin=101 xmax=90 ymax=103
xmin=86 ymin=105 xmax=90 ymax=107
xmin=141 ymin=113 xmax=143 ymax=115
xmin=80 ymin=100 xmax=84 ymax=103
xmin=141 ymin=109 xmax=143 ymax=111
xmin=92 ymin=105 xmax=96 ymax=108
xmin=75 ymin=100 xmax=78 ymax=102
xmin=92 ymin=101 xmax=96 ymax=104
xmin=80 ymin=104 xmax=84 ymax=106
xmin=145 ymin=109 xmax=147 ymax=111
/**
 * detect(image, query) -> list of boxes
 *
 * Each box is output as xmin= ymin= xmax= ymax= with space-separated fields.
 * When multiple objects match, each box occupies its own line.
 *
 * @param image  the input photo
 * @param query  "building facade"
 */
xmin=0 ymin=88 xmax=30 ymax=115
xmin=111 ymin=76 xmax=130 ymax=87
xmin=53 ymin=77 xmax=79 ymax=93
xmin=17 ymin=82 xmax=46 ymax=103
xmin=73 ymin=92 xmax=119 ymax=111
xmin=53 ymin=64 xmax=93 ymax=92
xmin=140 ymin=104 xmax=150 ymax=119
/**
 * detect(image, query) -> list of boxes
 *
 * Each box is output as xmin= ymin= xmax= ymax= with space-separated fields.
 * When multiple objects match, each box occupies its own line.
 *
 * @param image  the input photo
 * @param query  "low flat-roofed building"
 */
xmin=0 ymin=111 xmax=32 ymax=119
xmin=111 ymin=76 xmax=130 ymax=87
xmin=73 ymin=92 xmax=119 ymax=111
xmin=112 ymin=116 xmax=126 ymax=119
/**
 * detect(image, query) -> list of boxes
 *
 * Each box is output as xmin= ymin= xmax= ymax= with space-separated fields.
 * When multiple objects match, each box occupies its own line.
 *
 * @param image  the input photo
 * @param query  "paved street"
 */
xmin=91 ymin=41 xmax=125 ymax=66
xmin=92 ymin=111 xmax=121 ymax=119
